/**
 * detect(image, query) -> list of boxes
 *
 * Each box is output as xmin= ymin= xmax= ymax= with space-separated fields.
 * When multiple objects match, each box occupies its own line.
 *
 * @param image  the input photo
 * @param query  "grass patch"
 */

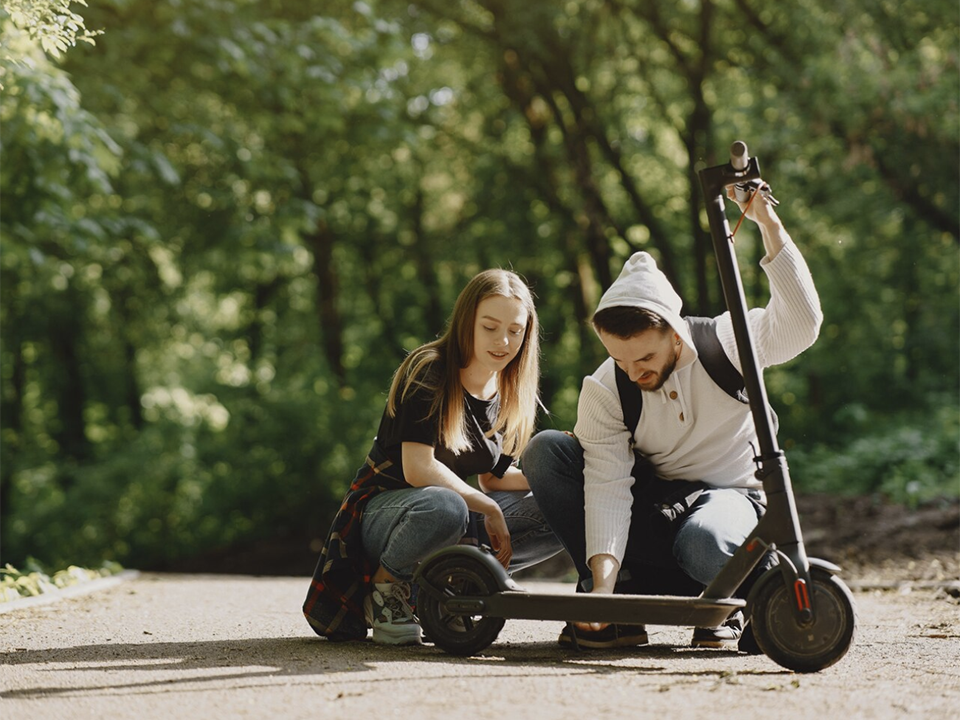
xmin=1 ymin=559 xmax=125 ymax=603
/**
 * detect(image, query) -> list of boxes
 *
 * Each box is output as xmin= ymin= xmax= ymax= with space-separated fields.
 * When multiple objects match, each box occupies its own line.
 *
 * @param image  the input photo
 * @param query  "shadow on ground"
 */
xmin=1 ymin=633 xmax=791 ymax=699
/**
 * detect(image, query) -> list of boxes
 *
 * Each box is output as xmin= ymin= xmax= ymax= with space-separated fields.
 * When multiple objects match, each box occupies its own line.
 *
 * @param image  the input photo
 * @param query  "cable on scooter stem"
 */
xmin=728 ymin=139 xmax=760 ymax=240
xmin=730 ymin=186 xmax=760 ymax=239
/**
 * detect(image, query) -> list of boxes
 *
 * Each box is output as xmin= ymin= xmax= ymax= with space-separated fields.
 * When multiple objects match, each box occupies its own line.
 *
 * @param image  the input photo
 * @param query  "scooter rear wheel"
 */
xmin=418 ymin=554 xmax=505 ymax=656
xmin=750 ymin=566 xmax=856 ymax=672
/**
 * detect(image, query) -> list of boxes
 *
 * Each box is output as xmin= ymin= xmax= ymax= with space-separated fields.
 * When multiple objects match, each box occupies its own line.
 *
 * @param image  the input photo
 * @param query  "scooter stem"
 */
xmin=697 ymin=143 xmax=811 ymax=590
xmin=698 ymin=153 xmax=779 ymax=456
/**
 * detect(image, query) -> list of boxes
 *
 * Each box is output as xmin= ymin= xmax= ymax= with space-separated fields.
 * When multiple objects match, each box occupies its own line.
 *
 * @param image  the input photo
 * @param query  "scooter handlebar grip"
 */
xmin=730 ymin=140 xmax=749 ymax=170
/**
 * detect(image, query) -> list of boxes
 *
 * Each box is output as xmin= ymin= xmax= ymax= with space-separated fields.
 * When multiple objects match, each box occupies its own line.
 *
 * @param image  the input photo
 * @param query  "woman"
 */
xmin=303 ymin=269 xmax=561 ymax=645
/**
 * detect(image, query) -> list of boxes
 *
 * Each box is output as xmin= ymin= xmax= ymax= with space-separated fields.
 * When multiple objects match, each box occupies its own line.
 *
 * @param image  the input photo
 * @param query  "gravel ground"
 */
xmin=1 ymin=572 xmax=958 ymax=719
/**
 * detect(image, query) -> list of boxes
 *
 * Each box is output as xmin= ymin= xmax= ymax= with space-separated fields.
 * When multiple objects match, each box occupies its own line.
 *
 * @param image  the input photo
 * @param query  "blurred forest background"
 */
xmin=1 ymin=0 xmax=957 ymax=574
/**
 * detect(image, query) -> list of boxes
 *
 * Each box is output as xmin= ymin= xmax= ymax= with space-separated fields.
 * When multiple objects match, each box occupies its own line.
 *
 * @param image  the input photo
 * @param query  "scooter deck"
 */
xmin=442 ymin=589 xmax=745 ymax=627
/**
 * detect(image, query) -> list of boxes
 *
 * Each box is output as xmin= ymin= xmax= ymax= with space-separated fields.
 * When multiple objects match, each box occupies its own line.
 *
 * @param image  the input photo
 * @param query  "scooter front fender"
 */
xmin=746 ymin=556 xmax=843 ymax=615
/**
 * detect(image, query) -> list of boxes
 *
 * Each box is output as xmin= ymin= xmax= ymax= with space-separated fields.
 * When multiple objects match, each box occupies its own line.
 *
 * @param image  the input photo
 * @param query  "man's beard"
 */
xmin=637 ymin=345 xmax=681 ymax=391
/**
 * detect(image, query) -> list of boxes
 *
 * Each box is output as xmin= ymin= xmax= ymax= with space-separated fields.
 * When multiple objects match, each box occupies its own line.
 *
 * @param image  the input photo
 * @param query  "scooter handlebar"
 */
xmin=730 ymin=140 xmax=749 ymax=171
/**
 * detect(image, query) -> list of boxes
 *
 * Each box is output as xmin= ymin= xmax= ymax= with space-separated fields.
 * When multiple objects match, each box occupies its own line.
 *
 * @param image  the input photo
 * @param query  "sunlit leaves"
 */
xmin=0 ymin=0 xmax=101 ymax=61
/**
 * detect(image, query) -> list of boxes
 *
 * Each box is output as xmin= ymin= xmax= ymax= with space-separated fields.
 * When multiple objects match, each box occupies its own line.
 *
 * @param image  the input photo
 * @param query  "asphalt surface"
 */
xmin=1 ymin=573 xmax=958 ymax=719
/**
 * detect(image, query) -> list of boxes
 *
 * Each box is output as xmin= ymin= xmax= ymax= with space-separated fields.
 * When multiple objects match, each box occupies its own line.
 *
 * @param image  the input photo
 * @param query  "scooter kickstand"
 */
xmin=564 ymin=622 xmax=581 ymax=651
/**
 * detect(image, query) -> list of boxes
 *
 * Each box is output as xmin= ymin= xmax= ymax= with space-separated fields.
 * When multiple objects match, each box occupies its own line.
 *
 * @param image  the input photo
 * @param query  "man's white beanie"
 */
xmin=595 ymin=251 xmax=694 ymax=348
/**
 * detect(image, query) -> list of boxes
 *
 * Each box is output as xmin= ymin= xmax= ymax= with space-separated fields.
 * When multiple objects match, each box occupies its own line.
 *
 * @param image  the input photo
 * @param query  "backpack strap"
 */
xmin=685 ymin=316 xmax=749 ymax=405
xmin=614 ymin=363 xmax=642 ymax=444
xmin=614 ymin=315 xmax=748 ymax=437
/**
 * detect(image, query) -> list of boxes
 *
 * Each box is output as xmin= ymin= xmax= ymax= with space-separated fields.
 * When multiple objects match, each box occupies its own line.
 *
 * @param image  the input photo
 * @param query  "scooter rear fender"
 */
xmin=414 ymin=545 xmax=523 ymax=594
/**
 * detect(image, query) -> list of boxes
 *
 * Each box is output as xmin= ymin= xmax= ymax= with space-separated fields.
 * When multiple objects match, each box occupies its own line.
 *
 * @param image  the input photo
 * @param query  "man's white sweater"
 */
xmin=574 ymin=241 xmax=823 ymax=565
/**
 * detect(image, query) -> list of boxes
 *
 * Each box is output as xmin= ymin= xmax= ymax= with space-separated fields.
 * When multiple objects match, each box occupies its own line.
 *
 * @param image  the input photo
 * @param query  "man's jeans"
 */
xmin=360 ymin=485 xmax=563 ymax=581
xmin=521 ymin=429 xmax=771 ymax=596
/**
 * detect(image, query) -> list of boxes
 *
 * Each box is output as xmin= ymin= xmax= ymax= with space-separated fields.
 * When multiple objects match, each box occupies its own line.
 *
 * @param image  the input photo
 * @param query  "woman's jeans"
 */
xmin=521 ymin=430 xmax=773 ymax=596
xmin=360 ymin=484 xmax=563 ymax=582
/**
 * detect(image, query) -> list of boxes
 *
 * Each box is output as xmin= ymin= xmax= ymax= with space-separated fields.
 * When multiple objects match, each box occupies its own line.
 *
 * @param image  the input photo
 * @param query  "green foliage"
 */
xmin=7 ymin=383 xmax=377 ymax=569
xmin=1 ymin=0 xmax=101 ymax=60
xmin=791 ymin=398 xmax=960 ymax=507
xmin=1 ymin=0 xmax=956 ymax=570
xmin=0 ymin=559 xmax=123 ymax=602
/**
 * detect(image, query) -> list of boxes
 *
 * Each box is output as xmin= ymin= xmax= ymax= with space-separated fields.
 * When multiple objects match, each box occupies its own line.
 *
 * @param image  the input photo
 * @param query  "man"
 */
xmin=523 ymin=186 xmax=822 ymax=650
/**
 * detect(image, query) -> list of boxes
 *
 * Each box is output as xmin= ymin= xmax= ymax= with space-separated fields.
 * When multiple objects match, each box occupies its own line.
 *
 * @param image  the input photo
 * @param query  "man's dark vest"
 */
xmin=614 ymin=315 xmax=749 ymax=436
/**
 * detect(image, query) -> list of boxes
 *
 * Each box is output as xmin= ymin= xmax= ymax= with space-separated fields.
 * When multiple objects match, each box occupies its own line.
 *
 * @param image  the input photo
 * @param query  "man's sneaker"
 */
xmin=558 ymin=623 xmax=648 ymax=650
xmin=363 ymin=581 xmax=422 ymax=646
xmin=691 ymin=611 xmax=743 ymax=649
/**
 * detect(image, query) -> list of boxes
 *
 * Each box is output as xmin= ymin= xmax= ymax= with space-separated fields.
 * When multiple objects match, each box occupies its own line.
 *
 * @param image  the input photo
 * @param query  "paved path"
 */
xmin=1 ymin=573 xmax=958 ymax=719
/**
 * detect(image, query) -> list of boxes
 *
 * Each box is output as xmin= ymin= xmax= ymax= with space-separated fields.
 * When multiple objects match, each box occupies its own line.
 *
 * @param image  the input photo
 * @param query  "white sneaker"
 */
xmin=363 ymin=581 xmax=422 ymax=645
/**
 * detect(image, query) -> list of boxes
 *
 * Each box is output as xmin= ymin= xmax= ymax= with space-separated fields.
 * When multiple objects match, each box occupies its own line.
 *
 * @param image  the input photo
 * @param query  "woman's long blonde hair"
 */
xmin=386 ymin=269 xmax=540 ymax=457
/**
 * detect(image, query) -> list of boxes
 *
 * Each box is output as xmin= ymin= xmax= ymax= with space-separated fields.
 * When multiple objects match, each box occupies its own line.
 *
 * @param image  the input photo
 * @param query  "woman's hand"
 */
xmin=401 ymin=442 xmax=514 ymax=568
xmin=480 ymin=500 xmax=513 ymax=569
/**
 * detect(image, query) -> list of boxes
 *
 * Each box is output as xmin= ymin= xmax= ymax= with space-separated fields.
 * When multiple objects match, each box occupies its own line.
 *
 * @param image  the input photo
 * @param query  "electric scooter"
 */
xmin=413 ymin=142 xmax=857 ymax=673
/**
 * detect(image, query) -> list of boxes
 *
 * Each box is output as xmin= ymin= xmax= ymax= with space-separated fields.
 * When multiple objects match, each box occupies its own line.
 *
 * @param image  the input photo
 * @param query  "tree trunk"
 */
xmin=49 ymin=287 xmax=88 ymax=464
xmin=688 ymin=0 xmax=718 ymax=315
xmin=497 ymin=49 xmax=596 ymax=336
xmin=110 ymin=285 xmax=145 ymax=431
xmin=305 ymin=220 xmax=346 ymax=386
xmin=123 ymin=337 xmax=143 ymax=430
xmin=0 ymin=307 xmax=24 ymax=543
xmin=901 ymin=216 xmax=922 ymax=383
xmin=248 ymin=277 xmax=283 ymax=365
xmin=411 ymin=184 xmax=444 ymax=334
xmin=684 ymin=102 xmax=714 ymax=315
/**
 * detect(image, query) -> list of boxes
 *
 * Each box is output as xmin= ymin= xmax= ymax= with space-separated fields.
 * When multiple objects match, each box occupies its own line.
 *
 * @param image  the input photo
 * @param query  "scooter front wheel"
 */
xmin=417 ymin=554 xmax=505 ymax=656
xmin=750 ymin=565 xmax=856 ymax=672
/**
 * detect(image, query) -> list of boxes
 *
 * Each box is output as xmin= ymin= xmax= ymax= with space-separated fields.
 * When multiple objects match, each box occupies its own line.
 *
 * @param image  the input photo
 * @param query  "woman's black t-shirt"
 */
xmin=375 ymin=369 xmax=514 ymax=482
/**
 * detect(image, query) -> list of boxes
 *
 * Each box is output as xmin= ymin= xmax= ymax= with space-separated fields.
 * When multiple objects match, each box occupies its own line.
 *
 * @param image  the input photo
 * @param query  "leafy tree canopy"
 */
xmin=2 ymin=0 xmax=956 ymax=570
